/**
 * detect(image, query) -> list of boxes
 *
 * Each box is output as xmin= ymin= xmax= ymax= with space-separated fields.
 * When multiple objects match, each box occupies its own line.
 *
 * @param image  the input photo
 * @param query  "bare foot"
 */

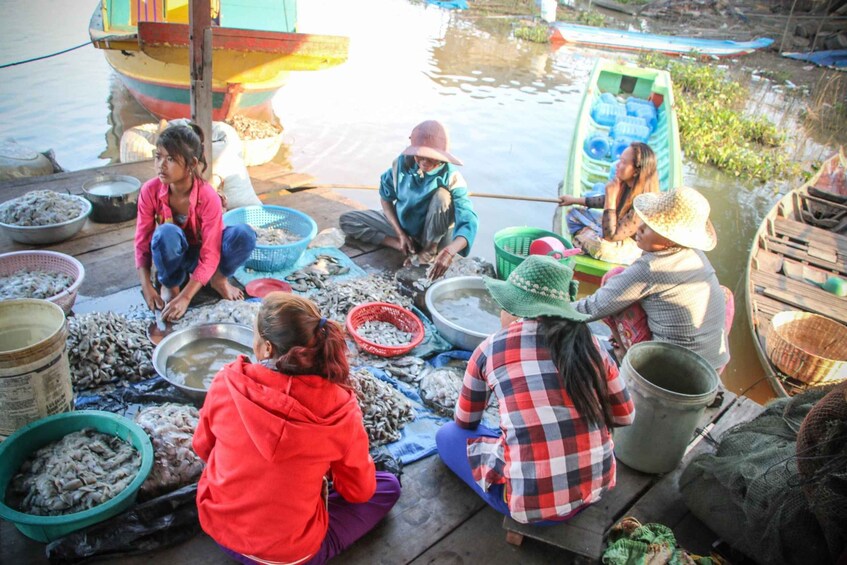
xmin=161 ymin=285 xmax=180 ymax=304
xmin=210 ymin=273 xmax=244 ymax=300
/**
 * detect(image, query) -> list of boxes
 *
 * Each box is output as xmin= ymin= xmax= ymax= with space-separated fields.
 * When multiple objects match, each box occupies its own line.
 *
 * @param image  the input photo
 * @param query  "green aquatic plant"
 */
xmin=577 ymin=10 xmax=606 ymax=27
xmin=514 ymin=23 xmax=550 ymax=43
xmin=638 ymin=53 xmax=797 ymax=181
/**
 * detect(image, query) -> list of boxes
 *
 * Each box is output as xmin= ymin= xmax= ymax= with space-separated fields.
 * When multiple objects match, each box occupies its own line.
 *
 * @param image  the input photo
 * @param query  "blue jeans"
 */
xmin=151 ymin=223 xmax=256 ymax=287
xmin=436 ymin=422 xmax=587 ymax=525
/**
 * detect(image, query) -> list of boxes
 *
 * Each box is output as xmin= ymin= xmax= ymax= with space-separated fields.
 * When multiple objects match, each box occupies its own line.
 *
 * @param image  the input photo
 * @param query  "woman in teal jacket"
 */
xmin=340 ymin=120 xmax=479 ymax=280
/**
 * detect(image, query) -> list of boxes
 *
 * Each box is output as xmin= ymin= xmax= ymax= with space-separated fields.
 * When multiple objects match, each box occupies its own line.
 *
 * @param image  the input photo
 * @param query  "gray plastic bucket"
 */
xmin=613 ymin=341 xmax=719 ymax=474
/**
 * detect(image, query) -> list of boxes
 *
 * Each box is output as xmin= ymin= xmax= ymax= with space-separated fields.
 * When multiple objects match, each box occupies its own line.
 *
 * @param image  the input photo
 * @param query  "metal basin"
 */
xmin=152 ymin=323 xmax=254 ymax=401
xmin=82 ymin=174 xmax=141 ymax=223
xmin=425 ymin=276 xmax=502 ymax=352
xmin=0 ymin=195 xmax=91 ymax=245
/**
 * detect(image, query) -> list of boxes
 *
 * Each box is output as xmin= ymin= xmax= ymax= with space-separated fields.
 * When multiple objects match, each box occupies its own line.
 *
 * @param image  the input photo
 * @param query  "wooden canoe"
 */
xmin=550 ymin=22 xmax=774 ymax=58
xmin=554 ymin=59 xmax=683 ymax=285
xmin=745 ymin=149 xmax=847 ymax=397
xmin=88 ymin=0 xmax=348 ymax=121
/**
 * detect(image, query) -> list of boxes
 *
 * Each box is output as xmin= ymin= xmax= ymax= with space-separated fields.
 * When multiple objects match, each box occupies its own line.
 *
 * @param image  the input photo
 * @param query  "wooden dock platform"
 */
xmin=0 ymin=163 xmax=765 ymax=564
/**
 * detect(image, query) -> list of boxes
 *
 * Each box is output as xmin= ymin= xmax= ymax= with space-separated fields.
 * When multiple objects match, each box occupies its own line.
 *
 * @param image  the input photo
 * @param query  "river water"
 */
xmin=0 ymin=0 xmax=834 ymax=402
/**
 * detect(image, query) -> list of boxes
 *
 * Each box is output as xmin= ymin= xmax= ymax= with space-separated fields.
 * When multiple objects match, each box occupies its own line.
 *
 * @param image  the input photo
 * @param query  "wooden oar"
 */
xmin=290 ymin=183 xmax=560 ymax=204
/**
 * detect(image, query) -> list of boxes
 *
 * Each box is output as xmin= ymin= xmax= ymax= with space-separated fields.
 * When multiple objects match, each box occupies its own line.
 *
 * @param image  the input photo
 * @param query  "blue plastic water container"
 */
xmin=591 ymin=102 xmax=626 ymax=127
xmin=612 ymin=137 xmax=633 ymax=160
xmin=583 ymin=135 xmax=611 ymax=160
xmin=600 ymin=92 xmax=618 ymax=105
xmin=626 ymin=97 xmax=654 ymax=113
xmin=627 ymin=101 xmax=658 ymax=132
xmin=612 ymin=121 xmax=651 ymax=144
xmin=586 ymin=181 xmax=607 ymax=198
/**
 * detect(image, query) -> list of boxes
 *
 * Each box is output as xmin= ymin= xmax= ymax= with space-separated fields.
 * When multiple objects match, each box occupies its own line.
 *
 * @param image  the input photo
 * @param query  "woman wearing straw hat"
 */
xmin=574 ymin=186 xmax=731 ymax=371
xmin=436 ymin=255 xmax=635 ymax=524
xmin=339 ymin=120 xmax=478 ymax=280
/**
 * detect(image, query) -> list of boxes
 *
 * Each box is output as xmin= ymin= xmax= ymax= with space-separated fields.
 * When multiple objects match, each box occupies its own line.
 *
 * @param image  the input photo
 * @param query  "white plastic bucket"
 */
xmin=537 ymin=0 xmax=556 ymax=22
xmin=0 ymin=299 xmax=73 ymax=440
xmin=613 ymin=341 xmax=718 ymax=474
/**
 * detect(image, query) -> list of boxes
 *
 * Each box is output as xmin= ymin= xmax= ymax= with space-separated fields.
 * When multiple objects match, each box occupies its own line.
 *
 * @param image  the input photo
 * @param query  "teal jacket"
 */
xmin=378 ymin=156 xmax=478 ymax=256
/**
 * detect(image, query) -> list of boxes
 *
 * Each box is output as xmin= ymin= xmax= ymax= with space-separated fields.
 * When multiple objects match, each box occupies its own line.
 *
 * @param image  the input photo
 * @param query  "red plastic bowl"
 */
xmin=346 ymin=302 xmax=425 ymax=358
xmin=245 ymin=278 xmax=292 ymax=298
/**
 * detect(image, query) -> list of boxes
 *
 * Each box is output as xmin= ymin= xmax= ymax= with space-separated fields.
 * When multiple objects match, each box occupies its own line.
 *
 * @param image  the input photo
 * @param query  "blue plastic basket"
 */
xmin=223 ymin=205 xmax=318 ymax=272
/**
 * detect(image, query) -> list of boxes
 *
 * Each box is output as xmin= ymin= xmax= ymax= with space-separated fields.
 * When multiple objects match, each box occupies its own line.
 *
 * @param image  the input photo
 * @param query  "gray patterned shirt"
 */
xmin=574 ymin=248 xmax=730 ymax=369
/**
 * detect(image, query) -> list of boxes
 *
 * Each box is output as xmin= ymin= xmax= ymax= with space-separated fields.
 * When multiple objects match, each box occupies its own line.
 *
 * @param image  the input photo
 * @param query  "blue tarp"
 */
xmin=233 ymin=246 xmax=366 ymax=288
xmin=425 ymin=0 xmax=468 ymax=9
xmin=783 ymin=49 xmax=847 ymax=70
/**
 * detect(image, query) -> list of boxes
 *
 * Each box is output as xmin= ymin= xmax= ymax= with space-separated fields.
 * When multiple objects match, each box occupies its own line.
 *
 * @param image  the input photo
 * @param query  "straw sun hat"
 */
xmin=401 ymin=120 xmax=463 ymax=166
xmin=633 ymin=186 xmax=717 ymax=251
xmin=483 ymin=255 xmax=588 ymax=322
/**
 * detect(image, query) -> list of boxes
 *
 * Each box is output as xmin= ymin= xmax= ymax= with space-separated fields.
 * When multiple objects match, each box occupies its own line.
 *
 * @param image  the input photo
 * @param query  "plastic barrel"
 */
xmin=613 ymin=342 xmax=719 ymax=474
xmin=591 ymin=102 xmax=626 ymax=127
xmin=0 ymin=299 xmax=73 ymax=440
xmin=583 ymin=135 xmax=611 ymax=160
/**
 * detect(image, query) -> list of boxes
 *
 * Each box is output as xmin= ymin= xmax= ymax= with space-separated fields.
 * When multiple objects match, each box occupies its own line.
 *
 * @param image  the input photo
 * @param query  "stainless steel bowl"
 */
xmin=425 ymin=276 xmax=501 ymax=352
xmin=0 ymin=195 xmax=91 ymax=245
xmin=82 ymin=174 xmax=141 ymax=224
xmin=152 ymin=323 xmax=254 ymax=401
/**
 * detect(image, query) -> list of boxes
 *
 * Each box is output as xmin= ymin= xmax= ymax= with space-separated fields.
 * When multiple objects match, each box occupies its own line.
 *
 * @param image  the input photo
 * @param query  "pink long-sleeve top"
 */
xmin=134 ymin=177 xmax=224 ymax=285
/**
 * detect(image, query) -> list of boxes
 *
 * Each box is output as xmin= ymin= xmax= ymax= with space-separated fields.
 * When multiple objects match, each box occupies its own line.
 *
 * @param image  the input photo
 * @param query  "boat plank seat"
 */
xmin=501 ymin=388 xmax=752 ymax=562
xmin=771 ymin=217 xmax=847 ymax=255
xmin=760 ymin=235 xmax=846 ymax=276
xmin=751 ymin=270 xmax=847 ymax=324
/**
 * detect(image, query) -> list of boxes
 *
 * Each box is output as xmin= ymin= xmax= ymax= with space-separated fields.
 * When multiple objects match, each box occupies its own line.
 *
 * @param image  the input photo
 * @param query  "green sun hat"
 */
xmin=482 ymin=255 xmax=589 ymax=322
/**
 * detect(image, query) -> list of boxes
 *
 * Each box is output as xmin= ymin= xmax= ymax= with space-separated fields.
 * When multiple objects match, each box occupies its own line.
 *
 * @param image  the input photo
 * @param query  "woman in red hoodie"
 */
xmin=193 ymin=293 xmax=401 ymax=565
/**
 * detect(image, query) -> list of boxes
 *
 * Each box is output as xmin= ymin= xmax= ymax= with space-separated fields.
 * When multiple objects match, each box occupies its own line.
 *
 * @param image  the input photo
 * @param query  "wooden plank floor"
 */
xmin=0 ymin=164 xmax=764 ymax=564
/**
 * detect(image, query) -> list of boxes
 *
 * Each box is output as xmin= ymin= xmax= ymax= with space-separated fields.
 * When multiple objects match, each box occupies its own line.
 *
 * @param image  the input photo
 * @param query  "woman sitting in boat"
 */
xmin=436 ymin=255 xmax=635 ymax=524
xmin=558 ymin=142 xmax=658 ymax=265
xmin=339 ymin=120 xmax=478 ymax=280
xmin=135 ymin=122 xmax=256 ymax=322
xmin=193 ymin=292 xmax=401 ymax=565
xmin=573 ymin=187 xmax=731 ymax=372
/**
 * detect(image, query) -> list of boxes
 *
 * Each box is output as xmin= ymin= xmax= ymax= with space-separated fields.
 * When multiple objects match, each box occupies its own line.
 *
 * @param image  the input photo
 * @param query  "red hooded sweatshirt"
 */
xmin=193 ymin=356 xmax=376 ymax=563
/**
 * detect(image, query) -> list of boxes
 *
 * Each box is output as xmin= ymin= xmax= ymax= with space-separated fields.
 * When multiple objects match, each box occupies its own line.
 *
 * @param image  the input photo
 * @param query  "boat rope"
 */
xmin=0 ymin=41 xmax=93 ymax=70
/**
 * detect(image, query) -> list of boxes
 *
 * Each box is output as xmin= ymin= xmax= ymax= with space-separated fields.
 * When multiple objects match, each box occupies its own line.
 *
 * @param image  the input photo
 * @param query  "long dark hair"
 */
xmin=538 ymin=317 xmax=613 ymax=429
xmin=156 ymin=122 xmax=209 ymax=176
xmin=256 ymin=293 xmax=350 ymax=385
xmin=618 ymin=142 xmax=658 ymax=217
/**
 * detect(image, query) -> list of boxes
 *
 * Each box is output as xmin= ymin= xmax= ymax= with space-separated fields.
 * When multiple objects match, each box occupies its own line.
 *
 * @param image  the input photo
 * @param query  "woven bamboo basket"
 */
xmin=766 ymin=311 xmax=847 ymax=385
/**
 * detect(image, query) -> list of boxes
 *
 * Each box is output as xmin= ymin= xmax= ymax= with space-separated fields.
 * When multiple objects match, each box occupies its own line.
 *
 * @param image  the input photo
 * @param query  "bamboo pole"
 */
xmin=290 ymin=183 xmax=561 ymax=204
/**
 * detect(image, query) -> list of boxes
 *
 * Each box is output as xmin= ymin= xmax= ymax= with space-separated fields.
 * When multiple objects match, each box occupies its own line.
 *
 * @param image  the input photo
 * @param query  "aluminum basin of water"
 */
xmin=425 ymin=276 xmax=502 ymax=352
xmin=152 ymin=323 xmax=254 ymax=401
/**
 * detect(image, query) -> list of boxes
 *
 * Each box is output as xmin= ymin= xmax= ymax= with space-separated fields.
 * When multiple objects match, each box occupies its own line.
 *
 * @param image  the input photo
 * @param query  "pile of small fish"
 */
xmin=0 ymin=190 xmax=87 ymax=226
xmin=7 ymin=428 xmax=141 ymax=516
xmin=349 ymin=352 xmax=426 ymax=383
xmin=349 ymin=367 xmax=415 ymax=447
xmin=174 ymin=300 xmax=261 ymax=330
xmin=411 ymin=256 xmax=496 ymax=291
xmin=225 ymin=115 xmax=282 ymax=140
xmin=0 ymin=269 xmax=74 ymax=300
xmin=308 ymin=274 xmax=412 ymax=323
xmin=418 ymin=366 xmax=463 ymax=417
xmin=68 ymin=312 xmax=154 ymax=391
xmin=253 ymin=226 xmax=302 ymax=246
xmin=134 ymin=403 xmax=204 ymax=499
xmin=355 ymin=320 xmax=413 ymax=347
xmin=285 ymin=254 xmax=350 ymax=292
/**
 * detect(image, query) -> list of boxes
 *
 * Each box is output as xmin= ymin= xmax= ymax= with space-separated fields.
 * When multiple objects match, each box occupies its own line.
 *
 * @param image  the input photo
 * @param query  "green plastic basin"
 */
xmin=0 ymin=410 xmax=154 ymax=542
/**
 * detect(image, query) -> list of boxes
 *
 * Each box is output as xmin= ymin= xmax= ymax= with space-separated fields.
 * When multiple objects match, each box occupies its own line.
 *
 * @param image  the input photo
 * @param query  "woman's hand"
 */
xmin=141 ymin=282 xmax=165 ymax=312
xmin=161 ymin=293 xmax=191 ymax=322
xmin=558 ymin=195 xmax=581 ymax=207
xmin=398 ymin=232 xmax=416 ymax=256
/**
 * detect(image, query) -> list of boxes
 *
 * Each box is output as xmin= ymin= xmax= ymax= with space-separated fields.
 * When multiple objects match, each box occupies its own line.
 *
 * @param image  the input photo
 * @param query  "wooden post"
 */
xmin=190 ymin=0 xmax=213 ymax=180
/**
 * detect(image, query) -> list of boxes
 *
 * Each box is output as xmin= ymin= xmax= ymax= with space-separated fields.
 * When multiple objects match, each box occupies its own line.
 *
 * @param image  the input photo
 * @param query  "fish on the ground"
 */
xmin=349 ymin=367 xmax=415 ymax=447
xmin=7 ymin=428 xmax=141 ymax=516
xmin=173 ymin=300 xmax=261 ymax=330
xmin=285 ymin=254 xmax=350 ymax=292
xmin=308 ymin=274 xmax=411 ymax=322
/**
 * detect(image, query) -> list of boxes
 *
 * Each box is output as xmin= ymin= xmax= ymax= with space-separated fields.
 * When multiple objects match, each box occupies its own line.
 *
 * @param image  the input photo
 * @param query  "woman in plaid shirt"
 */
xmin=436 ymin=255 xmax=635 ymax=524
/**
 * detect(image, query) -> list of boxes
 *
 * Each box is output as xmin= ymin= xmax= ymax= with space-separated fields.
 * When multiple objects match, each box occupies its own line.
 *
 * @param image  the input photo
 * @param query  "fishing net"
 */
xmin=679 ymin=383 xmax=847 ymax=565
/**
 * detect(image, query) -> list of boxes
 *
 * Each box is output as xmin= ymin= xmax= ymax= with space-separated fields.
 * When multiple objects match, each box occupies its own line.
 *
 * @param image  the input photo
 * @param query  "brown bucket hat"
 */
xmin=401 ymin=120 xmax=463 ymax=166
xmin=633 ymin=186 xmax=717 ymax=251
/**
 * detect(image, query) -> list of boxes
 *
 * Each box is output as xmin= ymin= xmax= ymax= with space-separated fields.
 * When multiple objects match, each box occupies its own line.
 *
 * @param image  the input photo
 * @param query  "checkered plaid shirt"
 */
xmin=454 ymin=320 xmax=635 ymax=524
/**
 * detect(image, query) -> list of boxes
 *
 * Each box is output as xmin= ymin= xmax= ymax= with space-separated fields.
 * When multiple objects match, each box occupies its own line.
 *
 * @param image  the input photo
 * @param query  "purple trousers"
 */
xmin=218 ymin=471 xmax=401 ymax=565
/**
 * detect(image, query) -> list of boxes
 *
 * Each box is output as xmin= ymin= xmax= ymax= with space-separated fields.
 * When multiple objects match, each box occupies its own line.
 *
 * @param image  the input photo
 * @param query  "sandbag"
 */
xmin=0 ymin=139 xmax=58 ymax=180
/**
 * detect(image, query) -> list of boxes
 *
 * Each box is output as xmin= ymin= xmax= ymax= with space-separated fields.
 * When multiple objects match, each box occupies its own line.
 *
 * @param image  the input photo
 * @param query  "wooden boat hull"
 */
xmin=89 ymin=3 xmax=348 ymax=121
xmin=550 ymin=22 xmax=774 ymax=58
xmin=555 ymin=59 xmax=683 ymax=284
xmin=745 ymin=150 xmax=847 ymax=397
